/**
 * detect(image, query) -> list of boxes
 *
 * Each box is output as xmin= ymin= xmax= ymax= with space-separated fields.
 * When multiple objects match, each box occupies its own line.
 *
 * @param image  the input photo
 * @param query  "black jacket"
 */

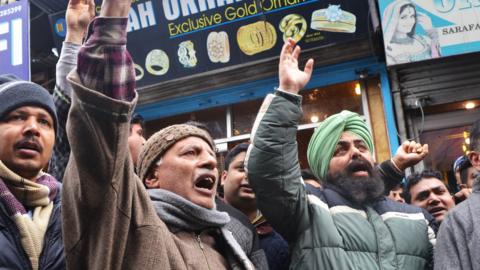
xmin=0 ymin=189 xmax=65 ymax=269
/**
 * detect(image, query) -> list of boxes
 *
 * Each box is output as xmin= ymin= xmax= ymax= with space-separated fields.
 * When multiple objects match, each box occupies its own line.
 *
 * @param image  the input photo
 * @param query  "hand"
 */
xmin=454 ymin=187 xmax=472 ymax=203
xmin=65 ymin=0 xmax=95 ymax=44
xmin=391 ymin=140 xmax=429 ymax=171
xmin=278 ymin=38 xmax=314 ymax=94
xmin=417 ymin=13 xmax=433 ymax=31
xmin=99 ymin=0 xmax=132 ymax=18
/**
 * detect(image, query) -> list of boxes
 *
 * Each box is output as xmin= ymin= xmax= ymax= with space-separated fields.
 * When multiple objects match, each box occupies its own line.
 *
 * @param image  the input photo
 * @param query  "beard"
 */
xmin=326 ymin=158 xmax=385 ymax=206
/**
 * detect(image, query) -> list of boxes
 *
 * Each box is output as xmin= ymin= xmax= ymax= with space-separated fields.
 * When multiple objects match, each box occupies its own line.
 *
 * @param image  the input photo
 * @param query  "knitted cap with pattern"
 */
xmin=137 ymin=124 xmax=215 ymax=181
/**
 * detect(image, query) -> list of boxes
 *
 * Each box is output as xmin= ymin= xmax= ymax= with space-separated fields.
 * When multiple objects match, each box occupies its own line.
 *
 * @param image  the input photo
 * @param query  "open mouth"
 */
xmin=429 ymin=207 xmax=446 ymax=216
xmin=194 ymin=175 xmax=216 ymax=191
xmin=348 ymin=161 xmax=372 ymax=176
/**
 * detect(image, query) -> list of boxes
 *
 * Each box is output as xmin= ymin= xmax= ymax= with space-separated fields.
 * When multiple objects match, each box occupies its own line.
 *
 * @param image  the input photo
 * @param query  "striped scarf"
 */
xmin=0 ymin=161 xmax=58 ymax=270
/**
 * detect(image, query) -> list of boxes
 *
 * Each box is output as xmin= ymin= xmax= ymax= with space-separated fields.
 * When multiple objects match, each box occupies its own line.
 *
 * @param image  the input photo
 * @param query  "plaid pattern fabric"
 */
xmin=0 ymin=178 xmax=26 ymax=216
xmin=0 ymin=174 xmax=58 ymax=216
xmin=77 ymin=17 xmax=136 ymax=101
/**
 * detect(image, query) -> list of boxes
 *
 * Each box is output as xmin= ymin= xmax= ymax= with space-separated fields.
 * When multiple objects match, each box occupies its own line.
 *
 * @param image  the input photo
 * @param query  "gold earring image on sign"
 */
xmin=279 ymin=14 xmax=307 ymax=42
xmin=207 ymin=31 xmax=230 ymax=63
xmin=178 ymin=40 xmax=198 ymax=68
xmin=237 ymin=21 xmax=277 ymax=56
xmin=311 ymin=5 xmax=356 ymax=33
xmin=145 ymin=49 xmax=170 ymax=76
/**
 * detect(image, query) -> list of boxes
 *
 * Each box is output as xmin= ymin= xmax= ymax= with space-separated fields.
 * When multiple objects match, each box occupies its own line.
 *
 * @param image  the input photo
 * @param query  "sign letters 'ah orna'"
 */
xmin=378 ymin=0 xmax=480 ymax=67
xmin=50 ymin=0 xmax=369 ymax=88
xmin=0 ymin=0 xmax=30 ymax=81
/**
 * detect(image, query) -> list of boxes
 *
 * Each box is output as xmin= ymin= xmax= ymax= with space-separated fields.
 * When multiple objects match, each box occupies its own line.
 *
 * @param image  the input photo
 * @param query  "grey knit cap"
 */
xmin=0 ymin=74 xmax=57 ymax=134
xmin=137 ymin=124 xmax=215 ymax=182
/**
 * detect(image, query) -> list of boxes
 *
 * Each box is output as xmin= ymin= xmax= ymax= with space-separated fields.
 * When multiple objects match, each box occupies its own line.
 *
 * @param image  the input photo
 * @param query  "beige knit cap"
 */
xmin=137 ymin=124 xmax=215 ymax=182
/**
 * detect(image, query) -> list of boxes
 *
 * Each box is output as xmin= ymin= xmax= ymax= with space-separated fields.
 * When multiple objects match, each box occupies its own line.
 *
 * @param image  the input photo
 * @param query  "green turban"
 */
xmin=307 ymin=110 xmax=374 ymax=180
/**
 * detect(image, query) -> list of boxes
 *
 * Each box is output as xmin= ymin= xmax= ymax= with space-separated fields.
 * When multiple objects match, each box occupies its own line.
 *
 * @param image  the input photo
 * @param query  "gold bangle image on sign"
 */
xmin=311 ymin=5 xmax=356 ymax=33
xmin=279 ymin=14 xmax=307 ymax=42
xmin=237 ymin=21 xmax=277 ymax=56
xmin=145 ymin=49 xmax=169 ymax=76
xmin=178 ymin=40 xmax=198 ymax=68
xmin=134 ymin=63 xmax=144 ymax=81
xmin=207 ymin=31 xmax=230 ymax=63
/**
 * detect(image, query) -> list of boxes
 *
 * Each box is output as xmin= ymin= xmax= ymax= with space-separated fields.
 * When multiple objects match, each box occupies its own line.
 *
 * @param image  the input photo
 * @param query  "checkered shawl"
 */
xmin=77 ymin=17 xmax=136 ymax=101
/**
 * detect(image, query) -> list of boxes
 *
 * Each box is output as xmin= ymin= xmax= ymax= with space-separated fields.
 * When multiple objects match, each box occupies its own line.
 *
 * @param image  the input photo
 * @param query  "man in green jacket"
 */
xmin=247 ymin=38 xmax=437 ymax=269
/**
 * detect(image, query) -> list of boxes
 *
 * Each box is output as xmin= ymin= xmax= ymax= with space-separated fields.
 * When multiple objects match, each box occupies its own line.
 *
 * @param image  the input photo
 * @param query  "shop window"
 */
xmin=232 ymin=80 xmax=363 ymax=135
xmin=300 ymin=81 xmax=363 ymax=125
xmin=420 ymin=125 xmax=471 ymax=190
xmin=146 ymin=106 xmax=227 ymax=139
xmin=231 ymin=99 xmax=263 ymax=136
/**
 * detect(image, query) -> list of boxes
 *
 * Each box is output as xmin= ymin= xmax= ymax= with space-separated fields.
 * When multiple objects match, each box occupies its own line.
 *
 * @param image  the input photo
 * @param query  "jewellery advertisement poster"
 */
xmin=50 ymin=0 xmax=369 ymax=88
xmin=378 ymin=0 xmax=480 ymax=66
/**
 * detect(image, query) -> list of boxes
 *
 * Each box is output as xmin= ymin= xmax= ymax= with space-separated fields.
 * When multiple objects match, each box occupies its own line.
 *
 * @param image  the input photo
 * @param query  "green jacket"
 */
xmin=246 ymin=91 xmax=436 ymax=269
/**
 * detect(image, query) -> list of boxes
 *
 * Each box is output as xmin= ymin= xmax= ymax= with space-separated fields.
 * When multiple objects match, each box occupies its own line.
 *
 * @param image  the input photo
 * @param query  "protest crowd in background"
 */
xmin=0 ymin=0 xmax=479 ymax=269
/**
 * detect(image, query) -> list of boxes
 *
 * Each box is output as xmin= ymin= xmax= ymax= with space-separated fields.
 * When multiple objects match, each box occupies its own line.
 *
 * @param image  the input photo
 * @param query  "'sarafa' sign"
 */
xmin=379 ymin=0 xmax=480 ymax=66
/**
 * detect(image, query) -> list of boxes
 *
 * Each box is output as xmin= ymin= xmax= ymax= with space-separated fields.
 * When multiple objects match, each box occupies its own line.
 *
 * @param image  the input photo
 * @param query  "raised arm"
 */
xmin=278 ymin=38 xmax=314 ymax=93
xmin=49 ymin=0 xmax=95 ymax=180
xmin=247 ymin=39 xmax=314 ymax=242
xmin=379 ymin=140 xmax=429 ymax=192
xmin=62 ymin=0 xmax=137 ymax=267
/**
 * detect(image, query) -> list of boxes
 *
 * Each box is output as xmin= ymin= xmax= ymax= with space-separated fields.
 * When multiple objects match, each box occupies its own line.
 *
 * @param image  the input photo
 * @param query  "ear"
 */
xmin=220 ymin=170 xmax=228 ymax=186
xmin=468 ymin=151 xmax=480 ymax=170
xmin=144 ymin=170 xmax=160 ymax=189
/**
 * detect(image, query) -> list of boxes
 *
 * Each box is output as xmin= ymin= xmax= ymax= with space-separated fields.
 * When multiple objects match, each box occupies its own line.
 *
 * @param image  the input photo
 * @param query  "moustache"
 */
xmin=345 ymin=159 xmax=373 ymax=176
xmin=14 ymin=135 xmax=43 ymax=153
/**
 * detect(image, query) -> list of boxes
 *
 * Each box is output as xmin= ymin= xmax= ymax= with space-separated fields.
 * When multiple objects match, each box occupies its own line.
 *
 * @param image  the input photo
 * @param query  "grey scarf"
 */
xmin=148 ymin=189 xmax=255 ymax=270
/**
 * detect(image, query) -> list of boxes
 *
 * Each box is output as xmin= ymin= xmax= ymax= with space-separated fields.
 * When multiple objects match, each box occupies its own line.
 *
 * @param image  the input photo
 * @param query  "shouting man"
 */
xmin=61 ymin=0 xmax=257 ymax=269
xmin=246 ymin=38 xmax=436 ymax=269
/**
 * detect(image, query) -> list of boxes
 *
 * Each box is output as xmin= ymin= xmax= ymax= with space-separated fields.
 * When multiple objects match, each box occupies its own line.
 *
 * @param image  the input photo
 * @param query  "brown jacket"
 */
xmin=62 ymin=70 xmax=248 ymax=270
xmin=60 ymin=17 xmax=258 ymax=270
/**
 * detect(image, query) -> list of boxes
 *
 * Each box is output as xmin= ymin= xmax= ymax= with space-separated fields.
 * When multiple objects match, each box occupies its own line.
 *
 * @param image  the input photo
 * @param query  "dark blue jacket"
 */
xmin=0 ymin=188 xmax=65 ymax=269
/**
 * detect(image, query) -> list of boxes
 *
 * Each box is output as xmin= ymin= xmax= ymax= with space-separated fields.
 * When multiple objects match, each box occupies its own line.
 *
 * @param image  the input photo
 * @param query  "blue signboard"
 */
xmin=0 ymin=0 xmax=30 ymax=80
xmin=50 ymin=0 xmax=370 ymax=88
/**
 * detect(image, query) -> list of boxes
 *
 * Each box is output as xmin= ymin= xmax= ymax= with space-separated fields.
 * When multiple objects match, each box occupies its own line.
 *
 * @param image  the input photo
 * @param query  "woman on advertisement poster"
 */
xmin=382 ymin=0 xmax=440 ymax=65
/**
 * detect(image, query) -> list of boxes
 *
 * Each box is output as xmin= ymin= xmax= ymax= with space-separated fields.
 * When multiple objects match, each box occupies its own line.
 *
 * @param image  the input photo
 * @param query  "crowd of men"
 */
xmin=1 ymin=0 xmax=479 ymax=269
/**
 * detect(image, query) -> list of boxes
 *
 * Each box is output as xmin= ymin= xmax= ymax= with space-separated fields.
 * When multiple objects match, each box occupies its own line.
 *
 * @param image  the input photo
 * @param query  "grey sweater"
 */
xmin=434 ymin=176 xmax=480 ymax=270
xmin=48 ymin=42 xmax=81 ymax=181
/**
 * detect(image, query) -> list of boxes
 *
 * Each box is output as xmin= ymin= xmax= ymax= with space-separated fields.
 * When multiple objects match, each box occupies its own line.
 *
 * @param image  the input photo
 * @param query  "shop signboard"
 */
xmin=378 ymin=0 xmax=480 ymax=67
xmin=50 ymin=0 xmax=370 ymax=88
xmin=0 ymin=0 xmax=30 ymax=80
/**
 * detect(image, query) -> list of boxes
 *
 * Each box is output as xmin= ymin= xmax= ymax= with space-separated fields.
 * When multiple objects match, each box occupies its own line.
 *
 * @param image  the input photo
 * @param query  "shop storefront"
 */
xmin=123 ymin=0 xmax=401 ymax=170
xmin=389 ymin=53 xmax=480 ymax=188
xmin=136 ymin=55 xmax=399 ymax=170
xmin=378 ymin=0 xmax=480 ymax=187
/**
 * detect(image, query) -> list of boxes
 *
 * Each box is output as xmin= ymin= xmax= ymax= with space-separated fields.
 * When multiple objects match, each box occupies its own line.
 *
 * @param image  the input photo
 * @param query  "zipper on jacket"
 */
xmin=195 ymin=232 xmax=212 ymax=270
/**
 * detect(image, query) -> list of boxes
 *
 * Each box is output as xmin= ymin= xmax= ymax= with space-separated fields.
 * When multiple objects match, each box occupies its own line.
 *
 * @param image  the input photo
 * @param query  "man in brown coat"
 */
xmin=61 ymin=0 xmax=257 ymax=269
